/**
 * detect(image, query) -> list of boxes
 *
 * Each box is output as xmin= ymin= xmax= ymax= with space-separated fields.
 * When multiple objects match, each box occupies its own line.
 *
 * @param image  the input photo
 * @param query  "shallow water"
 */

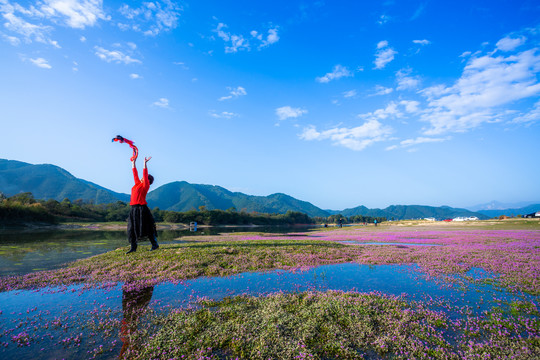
xmin=0 ymin=263 xmax=536 ymax=360
xmin=0 ymin=226 xmax=316 ymax=276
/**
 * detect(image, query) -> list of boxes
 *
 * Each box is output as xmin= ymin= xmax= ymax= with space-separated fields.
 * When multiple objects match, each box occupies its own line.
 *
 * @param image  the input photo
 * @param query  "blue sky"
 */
xmin=1 ymin=0 xmax=540 ymax=210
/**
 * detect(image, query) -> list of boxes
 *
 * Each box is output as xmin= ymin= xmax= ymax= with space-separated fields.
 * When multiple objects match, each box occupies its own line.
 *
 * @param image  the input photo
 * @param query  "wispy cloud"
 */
xmin=173 ymin=61 xmax=189 ymax=70
xmin=218 ymin=86 xmax=247 ymax=101
xmin=420 ymin=39 xmax=540 ymax=135
xmin=118 ymin=0 xmax=182 ymax=36
xmin=29 ymin=57 xmax=51 ymax=69
xmin=410 ymin=3 xmax=426 ymax=20
xmin=412 ymin=39 xmax=430 ymax=46
xmin=276 ymin=106 xmax=307 ymax=120
xmin=316 ymin=65 xmax=353 ymax=83
xmin=40 ymin=0 xmax=109 ymax=29
xmin=299 ymin=119 xmax=393 ymax=151
xmin=214 ymin=22 xmax=279 ymax=53
xmin=374 ymin=40 xmax=397 ymax=69
xmin=251 ymin=28 xmax=280 ymax=49
xmin=510 ymin=100 xmax=540 ymax=124
xmin=209 ymin=110 xmax=239 ymax=119
xmin=214 ymin=22 xmax=249 ymax=53
xmin=396 ymin=68 xmax=420 ymax=90
xmin=386 ymin=136 xmax=448 ymax=151
xmin=129 ymin=73 xmax=141 ymax=79
xmin=152 ymin=98 xmax=170 ymax=108
xmin=94 ymin=46 xmax=141 ymax=64
xmin=371 ymin=85 xmax=394 ymax=96
xmin=377 ymin=14 xmax=390 ymax=25
xmin=343 ymin=90 xmax=357 ymax=98
xmin=495 ymin=36 xmax=526 ymax=52
xmin=1 ymin=2 xmax=57 ymax=46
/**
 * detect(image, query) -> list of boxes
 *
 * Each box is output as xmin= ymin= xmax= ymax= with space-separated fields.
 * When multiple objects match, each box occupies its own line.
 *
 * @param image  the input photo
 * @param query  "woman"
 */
xmin=126 ymin=156 xmax=159 ymax=254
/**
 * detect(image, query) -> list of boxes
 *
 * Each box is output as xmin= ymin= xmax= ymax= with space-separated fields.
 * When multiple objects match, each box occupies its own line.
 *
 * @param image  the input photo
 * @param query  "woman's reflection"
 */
xmin=119 ymin=284 xmax=154 ymax=358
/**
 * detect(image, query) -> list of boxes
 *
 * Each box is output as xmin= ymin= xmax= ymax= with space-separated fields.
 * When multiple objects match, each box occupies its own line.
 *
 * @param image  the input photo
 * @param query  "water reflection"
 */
xmin=0 ymin=226 xmax=317 ymax=276
xmin=119 ymin=284 xmax=154 ymax=358
xmin=0 ymin=263 xmax=536 ymax=360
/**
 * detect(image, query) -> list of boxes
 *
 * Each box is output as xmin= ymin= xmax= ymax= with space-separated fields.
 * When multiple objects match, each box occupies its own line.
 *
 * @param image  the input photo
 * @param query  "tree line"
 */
xmin=0 ymin=192 xmax=386 ymax=226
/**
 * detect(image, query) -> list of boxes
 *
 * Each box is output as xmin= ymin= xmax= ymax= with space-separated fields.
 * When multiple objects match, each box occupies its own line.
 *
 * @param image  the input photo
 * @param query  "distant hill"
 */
xmin=466 ymin=200 xmax=540 ymax=212
xmin=477 ymin=204 xmax=540 ymax=218
xmin=1 ymin=158 xmax=518 ymax=221
xmin=0 ymin=159 xmax=129 ymax=204
xmin=340 ymin=204 xmax=489 ymax=220
xmin=146 ymin=181 xmax=330 ymax=217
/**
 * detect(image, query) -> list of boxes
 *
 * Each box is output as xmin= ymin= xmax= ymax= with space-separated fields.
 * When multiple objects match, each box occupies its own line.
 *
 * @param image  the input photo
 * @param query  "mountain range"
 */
xmin=2 ymin=159 xmax=538 ymax=220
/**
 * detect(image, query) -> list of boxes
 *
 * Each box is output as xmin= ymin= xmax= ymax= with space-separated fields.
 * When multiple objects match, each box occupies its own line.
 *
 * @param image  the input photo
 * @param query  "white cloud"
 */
xmin=358 ymin=102 xmax=404 ymax=121
xmin=152 ymin=98 xmax=169 ymax=108
xmin=218 ymin=86 xmax=247 ymax=101
xmin=214 ymin=23 xmax=279 ymax=53
xmin=496 ymin=36 xmax=526 ymax=52
xmin=118 ymin=0 xmax=182 ymax=36
xmin=209 ymin=110 xmax=238 ymax=119
xmin=377 ymin=40 xmax=388 ymax=49
xmin=399 ymin=100 xmax=421 ymax=113
xmin=2 ymin=34 xmax=20 ymax=45
xmin=214 ymin=23 xmax=249 ymax=53
xmin=276 ymin=106 xmax=307 ymax=120
xmin=372 ymin=85 xmax=394 ymax=96
xmin=386 ymin=136 xmax=448 ymax=151
xmin=510 ymin=100 xmax=540 ymax=124
xmin=374 ymin=41 xmax=397 ymax=69
xmin=258 ymin=28 xmax=279 ymax=49
xmin=29 ymin=57 xmax=51 ymax=69
xmin=79 ymin=35 xmax=86 ymax=42
xmin=420 ymin=47 xmax=540 ymax=135
xmin=343 ymin=89 xmax=357 ymax=98
xmin=129 ymin=73 xmax=141 ymax=79
xmin=40 ymin=0 xmax=109 ymax=29
xmin=316 ymin=65 xmax=353 ymax=83
xmin=1 ymin=4 xmax=56 ymax=46
xmin=94 ymin=46 xmax=141 ymax=64
xmin=173 ymin=61 xmax=189 ymax=69
xmin=396 ymin=68 xmax=420 ymax=90
xmin=378 ymin=14 xmax=390 ymax=25
xmin=299 ymin=119 xmax=393 ymax=151
xmin=412 ymin=39 xmax=430 ymax=46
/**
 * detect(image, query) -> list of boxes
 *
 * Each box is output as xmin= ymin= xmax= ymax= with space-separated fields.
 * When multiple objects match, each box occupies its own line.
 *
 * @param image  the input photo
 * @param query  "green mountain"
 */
xmin=340 ymin=204 xmax=489 ymax=220
xmin=0 ymin=159 xmax=130 ymax=204
xmin=145 ymin=182 xmax=329 ymax=217
xmin=0 ymin=158 xmax=497 ymax=220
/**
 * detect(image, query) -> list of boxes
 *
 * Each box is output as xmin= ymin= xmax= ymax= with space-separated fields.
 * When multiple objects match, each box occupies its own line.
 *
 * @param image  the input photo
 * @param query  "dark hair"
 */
xmin=148 ymin=174 xmax=154 ymax=185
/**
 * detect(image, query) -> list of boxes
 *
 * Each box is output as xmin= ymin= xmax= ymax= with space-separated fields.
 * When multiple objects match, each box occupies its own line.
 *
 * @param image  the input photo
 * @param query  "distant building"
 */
xmin=453 ymin=216 xmax=479 ymax=221
xmin=424 ymin=217 xmax=436 ymax=221
xmin=524 ymin=211 xmax=540 ymax=218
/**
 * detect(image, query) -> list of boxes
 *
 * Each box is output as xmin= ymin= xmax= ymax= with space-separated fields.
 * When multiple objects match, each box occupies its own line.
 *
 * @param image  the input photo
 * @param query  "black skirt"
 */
xmin=127 ymin=205 xmax=157 ymax=243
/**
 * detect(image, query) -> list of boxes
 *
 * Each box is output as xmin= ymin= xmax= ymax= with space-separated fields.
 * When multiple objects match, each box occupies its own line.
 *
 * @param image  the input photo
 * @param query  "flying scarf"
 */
xmin=112 ymin=135 xmax=138 ymax=161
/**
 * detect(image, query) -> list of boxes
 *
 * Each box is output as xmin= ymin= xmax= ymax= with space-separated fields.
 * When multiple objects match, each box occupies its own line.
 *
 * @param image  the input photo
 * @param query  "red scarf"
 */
xmin=112 ymin=135 xmax=138 ymax=161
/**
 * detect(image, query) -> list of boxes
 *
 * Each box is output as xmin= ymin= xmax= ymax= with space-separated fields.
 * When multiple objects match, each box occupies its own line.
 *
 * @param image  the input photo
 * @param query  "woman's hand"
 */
xmin=144 ymin=156 xmax=151 ymax=169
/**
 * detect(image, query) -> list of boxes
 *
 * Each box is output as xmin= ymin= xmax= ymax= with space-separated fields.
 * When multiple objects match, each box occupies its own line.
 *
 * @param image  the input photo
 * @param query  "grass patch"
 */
xmin=124 ymin=291 xmax=540 ymax=360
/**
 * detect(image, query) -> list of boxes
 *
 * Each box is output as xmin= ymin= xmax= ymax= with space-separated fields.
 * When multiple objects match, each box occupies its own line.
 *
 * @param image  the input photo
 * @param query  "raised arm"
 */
xmin=143 ymin=157 xmax=151 ymax=184
xmin=144 ymin=156 xmax=151 ymax=169
xmin=132 ymin=159 xmax=140 ymax=185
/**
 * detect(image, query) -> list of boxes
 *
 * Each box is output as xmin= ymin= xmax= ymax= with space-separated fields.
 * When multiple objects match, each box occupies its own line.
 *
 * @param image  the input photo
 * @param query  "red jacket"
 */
xmin=130 ymin=167 xmax=150 ymax=205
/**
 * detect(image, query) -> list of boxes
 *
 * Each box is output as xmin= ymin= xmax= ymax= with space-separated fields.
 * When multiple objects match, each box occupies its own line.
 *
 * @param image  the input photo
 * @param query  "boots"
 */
xmin=126 ymin=243 xmax=137 ymax=254
xmin=150 ymin=235 xmax=159 ymax=251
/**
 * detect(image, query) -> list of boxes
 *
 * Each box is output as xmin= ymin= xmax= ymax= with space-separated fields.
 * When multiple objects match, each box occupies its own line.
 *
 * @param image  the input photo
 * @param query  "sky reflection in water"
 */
xmin=0 ymin=226 xmax=314 ymax=276
xmin=0 ymin=262 xmax=536 ymax=359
